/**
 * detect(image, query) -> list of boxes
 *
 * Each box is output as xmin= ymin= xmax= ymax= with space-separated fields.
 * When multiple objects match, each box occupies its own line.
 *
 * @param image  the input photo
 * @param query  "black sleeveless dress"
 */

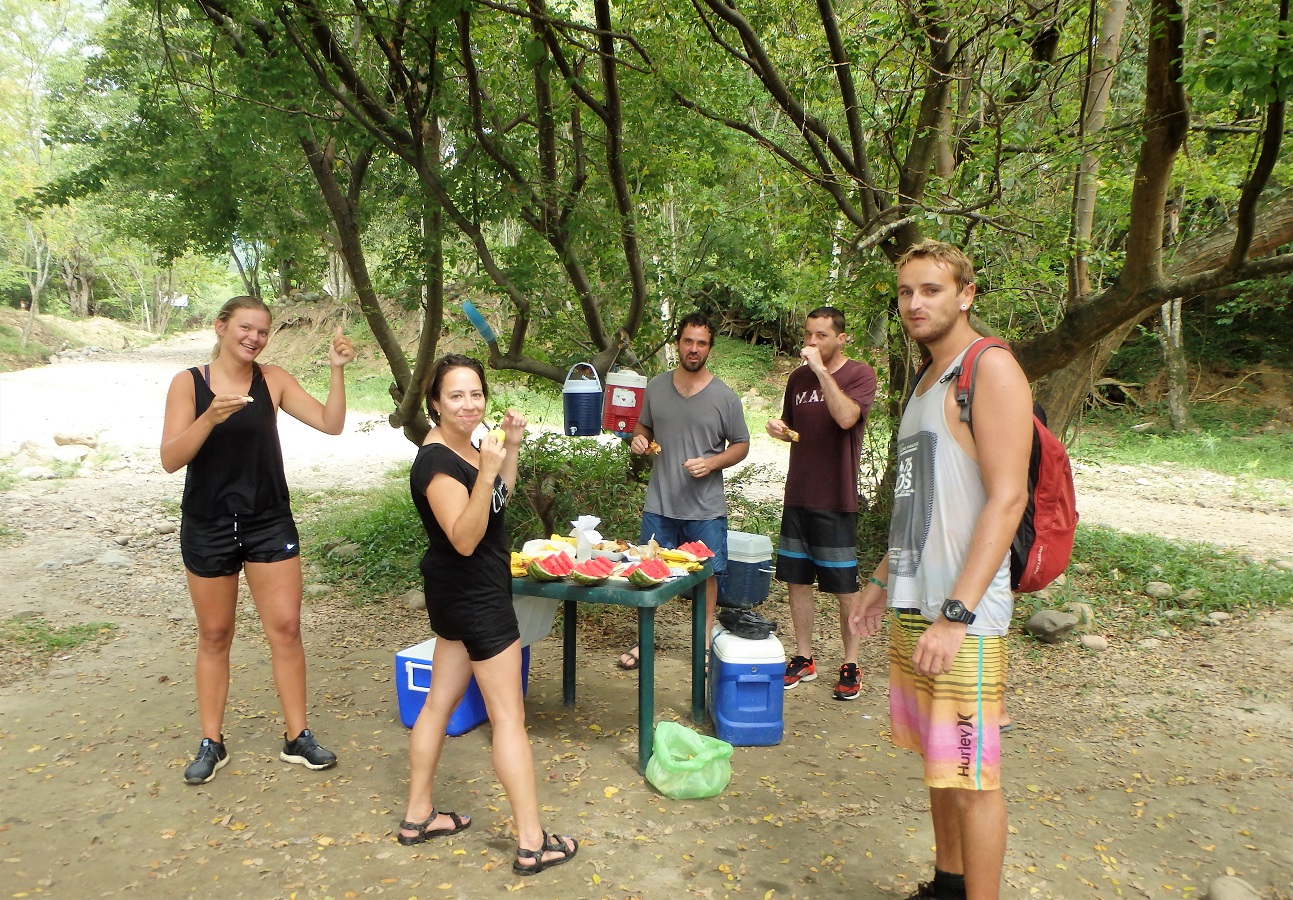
xmin=410 ymin=443 xmax=519 ymax=661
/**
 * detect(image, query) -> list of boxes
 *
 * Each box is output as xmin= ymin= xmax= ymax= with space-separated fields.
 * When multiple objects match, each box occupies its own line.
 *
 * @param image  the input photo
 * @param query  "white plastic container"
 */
xmin=513 ymin=594 xmax=559 ymax=646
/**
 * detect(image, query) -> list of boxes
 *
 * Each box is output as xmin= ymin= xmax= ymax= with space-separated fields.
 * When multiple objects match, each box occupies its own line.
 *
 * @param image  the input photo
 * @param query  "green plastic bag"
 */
xmin=644 ymin=721 xmax=734 ymax=799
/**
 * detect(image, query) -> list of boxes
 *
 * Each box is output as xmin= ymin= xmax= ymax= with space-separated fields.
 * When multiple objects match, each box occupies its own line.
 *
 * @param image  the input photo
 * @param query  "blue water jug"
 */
xmin=562 ymin=363 xmax=603 ymax=436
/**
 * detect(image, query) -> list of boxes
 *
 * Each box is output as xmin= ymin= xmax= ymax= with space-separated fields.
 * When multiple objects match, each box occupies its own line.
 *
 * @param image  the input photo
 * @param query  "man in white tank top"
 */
xmin=849 ymin=241 xmax=1033 ymax=900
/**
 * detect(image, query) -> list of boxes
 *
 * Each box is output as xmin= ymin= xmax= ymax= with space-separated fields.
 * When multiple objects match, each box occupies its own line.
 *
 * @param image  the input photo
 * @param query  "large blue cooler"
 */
xmin=395 ymin=638 xmax=531 ymax=735
xmin=719 ymin=531 xmax=774 ymax=609
xmin=707 ymin=627 xmax=784 ymax=746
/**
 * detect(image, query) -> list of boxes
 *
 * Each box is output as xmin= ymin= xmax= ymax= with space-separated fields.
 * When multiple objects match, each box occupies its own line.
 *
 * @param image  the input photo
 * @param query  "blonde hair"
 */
xmin=896 ymin=240 xmax=976 ymax=292
xmin=212 ymin=295 xmax=271 ymax=360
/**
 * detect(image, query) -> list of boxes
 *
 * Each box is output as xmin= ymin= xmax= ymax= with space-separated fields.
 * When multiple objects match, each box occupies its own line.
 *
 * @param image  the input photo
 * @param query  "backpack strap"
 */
xmin=954 ymin=336 xmax=1012 ymax=430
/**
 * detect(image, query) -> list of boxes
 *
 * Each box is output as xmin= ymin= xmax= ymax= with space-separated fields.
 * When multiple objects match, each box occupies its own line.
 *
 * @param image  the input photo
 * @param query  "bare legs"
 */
xmin=619 ymin=574 xmax=717 ymax=667
xmin=929 ymin=787 xmax=1007 ymax=899
xmin=188 ymin=571 xmax=238 ymax=741
xmin=187 ymin=557 xmax=312 ymax=742
xmin=787 ymin=583 xmax=861 ymax=665
xmin=402 ymin=638 xmax=573 ymax=865
xmin=402 ymin=638 xmax=475 ymax=840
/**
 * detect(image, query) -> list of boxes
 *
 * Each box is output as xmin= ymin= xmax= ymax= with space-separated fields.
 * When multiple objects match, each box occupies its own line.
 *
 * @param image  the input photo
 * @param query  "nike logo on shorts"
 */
xmin=286 ymin=543 xmax=297 ymax=551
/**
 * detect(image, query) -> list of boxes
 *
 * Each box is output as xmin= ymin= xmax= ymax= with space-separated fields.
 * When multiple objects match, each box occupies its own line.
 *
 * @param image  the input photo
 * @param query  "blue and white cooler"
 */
xmin=394 ymin=639 xmax=531 ymax=735
xmin=718 ymin=531 xmax=774 ymax=609
xmin=394 ymin=596 xmax=554 ymax=735
xmin=707 ymin=626 xmax=785 ymax=746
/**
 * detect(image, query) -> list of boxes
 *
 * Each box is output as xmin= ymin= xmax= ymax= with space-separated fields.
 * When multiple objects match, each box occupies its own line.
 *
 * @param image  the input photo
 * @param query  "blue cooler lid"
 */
xmin=712 ymin=628 xmax=784 ymax=664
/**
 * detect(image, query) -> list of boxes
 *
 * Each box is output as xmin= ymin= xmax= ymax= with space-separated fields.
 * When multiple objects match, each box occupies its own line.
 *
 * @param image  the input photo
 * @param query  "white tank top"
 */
xmin=887 ymin=346 xmax=1013 ymax=636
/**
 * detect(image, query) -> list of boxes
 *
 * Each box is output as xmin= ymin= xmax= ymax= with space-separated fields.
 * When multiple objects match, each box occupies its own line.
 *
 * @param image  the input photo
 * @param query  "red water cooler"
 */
xmin=602 ymin=369 xmax=648 ymax=437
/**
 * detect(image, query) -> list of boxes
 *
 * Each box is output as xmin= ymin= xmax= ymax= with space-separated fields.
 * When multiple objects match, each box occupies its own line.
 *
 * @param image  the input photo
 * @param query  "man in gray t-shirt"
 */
xmin=616 ymin=312 xmax=751 ymax=671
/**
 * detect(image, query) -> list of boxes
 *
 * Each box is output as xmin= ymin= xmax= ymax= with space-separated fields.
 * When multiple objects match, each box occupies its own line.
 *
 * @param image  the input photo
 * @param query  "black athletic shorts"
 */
xmin=774 ymin=506 xmax=860 ymax=594
xmin=181 ymin=504 xmax=301 ymax=578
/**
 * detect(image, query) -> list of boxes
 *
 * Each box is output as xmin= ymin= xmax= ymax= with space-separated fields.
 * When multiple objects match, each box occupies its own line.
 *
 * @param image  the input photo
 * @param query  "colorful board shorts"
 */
xmin=888 ymin=608 xmax=1006 ymax=791
xmin=774 ymin=506 xmax=858 ymax=594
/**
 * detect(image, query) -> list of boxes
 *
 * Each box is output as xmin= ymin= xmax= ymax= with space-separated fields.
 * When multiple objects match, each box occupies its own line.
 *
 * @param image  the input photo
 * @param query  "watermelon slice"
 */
xmin=570 ymin=556 xmax=614 ymax=585
xmin=624 ymin=557 xmax=671 ymax=588
xmin=528 ymin=551 xmax=575 ymax=581
xmin=678 ymin=540 xmax=715 ymax=559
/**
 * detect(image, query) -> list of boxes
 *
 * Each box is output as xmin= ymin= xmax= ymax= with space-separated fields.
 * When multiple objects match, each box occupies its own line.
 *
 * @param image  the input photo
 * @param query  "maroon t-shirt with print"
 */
xmin=781 ymin=359 xmax=877 ymax=512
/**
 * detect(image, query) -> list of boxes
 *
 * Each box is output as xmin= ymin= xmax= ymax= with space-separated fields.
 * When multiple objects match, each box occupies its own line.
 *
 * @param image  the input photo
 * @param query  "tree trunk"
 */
xmin=1068 ymin=0 xmax=1129 ymax=300
xmin=1158 ymin=298 xmax=1190 ymax=429
xmin=1033 ymin=0 xmax=1187 ymax=435
xmin=20 ymin=220 xmax=53 ymax=348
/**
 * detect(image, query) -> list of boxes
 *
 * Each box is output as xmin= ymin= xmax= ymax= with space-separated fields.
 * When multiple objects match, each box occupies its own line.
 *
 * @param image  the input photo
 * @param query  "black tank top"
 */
xmin=181 ymin=364 xmax=291 ymax=518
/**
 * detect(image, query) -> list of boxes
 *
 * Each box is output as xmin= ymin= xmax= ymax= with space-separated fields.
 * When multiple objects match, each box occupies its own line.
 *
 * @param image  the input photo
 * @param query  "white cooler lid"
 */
xmin=727 ymin=531 xmax=773 ymax=562
xmin=712 ymin=628 xmax=784 ymax=664
xmin=399 ymin=637 xmax=437 ymax=658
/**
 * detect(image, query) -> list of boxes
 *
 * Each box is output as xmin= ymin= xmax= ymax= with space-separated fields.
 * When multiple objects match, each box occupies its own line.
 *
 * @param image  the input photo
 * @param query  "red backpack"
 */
xmin=912 ymin=337 xmax=1078 ymax=592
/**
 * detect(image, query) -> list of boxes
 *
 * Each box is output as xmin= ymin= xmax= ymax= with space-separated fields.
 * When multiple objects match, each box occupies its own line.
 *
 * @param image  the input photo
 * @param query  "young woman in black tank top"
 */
xmin=160 ymin=295 xmax=355 ymax=785
xmin=398 ymin=354 xmax=579 ymax=876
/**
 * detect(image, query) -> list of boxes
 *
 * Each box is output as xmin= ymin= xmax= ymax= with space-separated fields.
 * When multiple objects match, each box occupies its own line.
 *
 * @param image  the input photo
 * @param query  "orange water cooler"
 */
xmin=602 ymin=369 xmax=648 ymax=437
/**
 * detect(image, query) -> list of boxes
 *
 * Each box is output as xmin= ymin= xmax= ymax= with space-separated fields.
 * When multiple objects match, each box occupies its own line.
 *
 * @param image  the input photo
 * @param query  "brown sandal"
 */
xmin=512 ymin=830 xmax=578 ymax=875
xmin=397 ymin=809 xmax=470 ymax=845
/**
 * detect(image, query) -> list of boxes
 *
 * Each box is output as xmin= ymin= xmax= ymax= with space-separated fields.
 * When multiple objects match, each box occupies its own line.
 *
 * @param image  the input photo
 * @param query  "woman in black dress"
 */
xmin=399 ymin=354 xmax=578 ymax=876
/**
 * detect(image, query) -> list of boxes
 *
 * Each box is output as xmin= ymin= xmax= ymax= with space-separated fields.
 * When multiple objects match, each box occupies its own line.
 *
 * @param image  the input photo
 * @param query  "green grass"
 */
xmin=0 ymin=521 xmax=22 ymax=546
xmin=1 ymin=617 xmax=118 ymax=653
xmin=299 ymin=480 xmax=424 ymax=602
xmin=1077 ymin=406 xmax=1293 ymax=482
xmin=707 ymin=335 xmax=783 ymax=394
xmin=1017 ymin=524 xmax=1293 ymax=637
xmin=0 ymin=324 xmax=56 ymax=372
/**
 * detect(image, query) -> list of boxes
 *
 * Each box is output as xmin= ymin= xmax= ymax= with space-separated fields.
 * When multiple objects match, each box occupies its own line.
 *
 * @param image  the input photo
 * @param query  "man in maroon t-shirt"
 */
xmin=766 ymin=307 xmax=877 ymax=700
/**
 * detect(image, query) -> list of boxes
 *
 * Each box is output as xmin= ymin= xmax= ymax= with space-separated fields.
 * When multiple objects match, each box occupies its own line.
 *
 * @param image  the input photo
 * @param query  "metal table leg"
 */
xmin=637 ymin=606 xmax=655 ymax=773
xmin=691 ymin=580 xmax=707 ymax=724
xmin=562 ymin=598 xmax=577 ymax=707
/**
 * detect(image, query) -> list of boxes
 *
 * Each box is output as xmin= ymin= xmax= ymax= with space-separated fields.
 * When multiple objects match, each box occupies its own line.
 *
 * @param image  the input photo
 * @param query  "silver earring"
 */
xmin=960 ymin=305 xmax=968 ymax=311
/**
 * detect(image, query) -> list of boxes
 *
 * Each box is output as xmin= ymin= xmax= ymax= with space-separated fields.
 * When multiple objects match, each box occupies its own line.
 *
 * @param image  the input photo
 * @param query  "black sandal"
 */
xmin=512 ymin=830 xmax=579 ymax=876
xmin=397 ymin=809 xmax=471 ymax=845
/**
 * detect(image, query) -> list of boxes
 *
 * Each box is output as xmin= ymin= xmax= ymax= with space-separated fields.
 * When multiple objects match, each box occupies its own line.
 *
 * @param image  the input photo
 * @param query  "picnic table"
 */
xmin=512 ymin=564 xmax=711 ymax=773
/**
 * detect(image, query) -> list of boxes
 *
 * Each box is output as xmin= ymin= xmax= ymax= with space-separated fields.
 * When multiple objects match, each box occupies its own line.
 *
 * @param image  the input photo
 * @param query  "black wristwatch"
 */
xmin=940 ymin=598 xmax=976 ymax=625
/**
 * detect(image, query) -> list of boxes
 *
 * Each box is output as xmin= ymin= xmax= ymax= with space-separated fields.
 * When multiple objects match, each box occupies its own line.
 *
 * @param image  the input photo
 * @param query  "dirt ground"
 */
xmin=1 ymin=330 xmax=1291 ymax=900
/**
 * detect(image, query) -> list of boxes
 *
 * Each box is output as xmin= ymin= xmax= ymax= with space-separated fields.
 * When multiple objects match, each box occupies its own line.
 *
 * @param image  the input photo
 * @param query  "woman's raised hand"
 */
xmin=328 ymin=326 xmax=355 ymax=367
xmin=500 ymin=409 xmax=528 ymax=447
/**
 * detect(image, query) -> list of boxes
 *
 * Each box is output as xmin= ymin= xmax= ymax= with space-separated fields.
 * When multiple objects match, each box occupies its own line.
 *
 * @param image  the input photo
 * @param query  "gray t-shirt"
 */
xmin=640 ymin=372 xmax=750 ymax=521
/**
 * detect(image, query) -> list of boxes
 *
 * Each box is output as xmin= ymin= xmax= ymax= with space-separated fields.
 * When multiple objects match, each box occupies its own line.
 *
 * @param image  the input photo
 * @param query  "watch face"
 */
xmin=943 ymin=599 xmax=970 ymax=622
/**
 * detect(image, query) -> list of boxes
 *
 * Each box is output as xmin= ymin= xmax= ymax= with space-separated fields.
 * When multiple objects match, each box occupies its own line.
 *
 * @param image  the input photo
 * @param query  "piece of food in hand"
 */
xmin=785 ymin=428 xmax=799 ymax=442
xmin=488 ymin=427 xmax=506 ymax=443
xmin=647 ymin=440 xmax=661 ymax=455
xmin=242 ymin=395 xmax=254 ymax=403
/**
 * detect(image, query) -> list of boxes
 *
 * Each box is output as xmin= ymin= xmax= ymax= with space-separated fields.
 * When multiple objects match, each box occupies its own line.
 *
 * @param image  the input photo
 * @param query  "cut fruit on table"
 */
xmin=527 ymin=551 xmax=574 ymax=581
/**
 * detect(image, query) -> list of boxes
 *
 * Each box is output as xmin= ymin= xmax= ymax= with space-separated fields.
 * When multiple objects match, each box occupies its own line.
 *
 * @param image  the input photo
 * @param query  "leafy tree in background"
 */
xmin=14 ymin=0 xmax=1292 ymax=445
xmin=609 ymin=0 xmax=1293 ymax=433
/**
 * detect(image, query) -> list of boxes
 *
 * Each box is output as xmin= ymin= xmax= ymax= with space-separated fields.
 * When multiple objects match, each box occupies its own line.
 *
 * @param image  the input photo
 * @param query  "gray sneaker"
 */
xmin=184 ymin=736 xmax=228 ymax=784
xmin=280 ymin=728 xmax=337 ymax=770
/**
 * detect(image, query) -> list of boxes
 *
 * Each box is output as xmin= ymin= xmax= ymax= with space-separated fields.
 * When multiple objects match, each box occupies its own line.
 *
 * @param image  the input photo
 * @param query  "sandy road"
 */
xmin=0 ymin=331 xmax=414 ymax=490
